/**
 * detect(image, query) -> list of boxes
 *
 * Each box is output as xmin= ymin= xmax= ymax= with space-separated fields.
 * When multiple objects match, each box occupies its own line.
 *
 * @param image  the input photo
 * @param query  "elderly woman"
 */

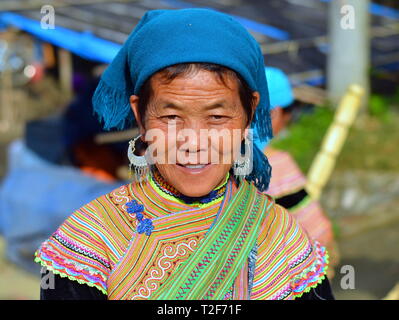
xmin=35 ymin=8 xmax=333 ymax=300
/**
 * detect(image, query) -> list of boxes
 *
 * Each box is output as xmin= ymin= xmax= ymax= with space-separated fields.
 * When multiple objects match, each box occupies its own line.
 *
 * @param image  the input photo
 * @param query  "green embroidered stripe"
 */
xmin=151 ymin=181 xmax=269 ymax=300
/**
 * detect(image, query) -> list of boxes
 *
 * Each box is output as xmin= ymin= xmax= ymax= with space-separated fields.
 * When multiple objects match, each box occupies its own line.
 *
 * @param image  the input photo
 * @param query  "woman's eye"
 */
xmin=162 ymin=115 xmax=179 ymax=121
xmin=210 ymin=115 xmax=226 ymax=121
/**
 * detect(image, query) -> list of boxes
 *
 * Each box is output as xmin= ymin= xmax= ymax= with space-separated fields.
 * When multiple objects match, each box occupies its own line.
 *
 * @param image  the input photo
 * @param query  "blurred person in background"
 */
xmin=62 ymin=76 xmax=128 ymax=183
xmin=0 ymin=75 xmax=127 ymax=274
xmin=255 ymin=67 xmax=340 ymax=278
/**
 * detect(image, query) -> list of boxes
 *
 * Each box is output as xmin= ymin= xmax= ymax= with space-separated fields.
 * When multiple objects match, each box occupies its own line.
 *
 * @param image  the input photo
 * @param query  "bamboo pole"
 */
xmin=306 ymin=84 xmax=364 ymax=200
xmin=0 ymin=69 xmax=13 ymax=132
xmin=57 ymin=48 xmax=73 ymax=100
xmin=0 ymin=30 xmax=15 ymax=133
xmin=383 ymin=282 xmax=399 ymax=300
xmin=292 ymin=85 xmax=327 ymax=106
xmin=94 ymin=128 xmax=139 ymax=145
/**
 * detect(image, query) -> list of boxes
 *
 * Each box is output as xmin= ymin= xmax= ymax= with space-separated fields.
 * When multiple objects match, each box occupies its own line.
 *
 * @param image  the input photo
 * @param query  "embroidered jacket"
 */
xmin=35 ymin=178 xmax=328 ymax=300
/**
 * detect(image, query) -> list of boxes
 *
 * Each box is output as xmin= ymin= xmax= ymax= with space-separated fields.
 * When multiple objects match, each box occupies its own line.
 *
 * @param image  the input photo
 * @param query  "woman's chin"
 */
xmin=158 ymin=163 xmax=229 ymax=197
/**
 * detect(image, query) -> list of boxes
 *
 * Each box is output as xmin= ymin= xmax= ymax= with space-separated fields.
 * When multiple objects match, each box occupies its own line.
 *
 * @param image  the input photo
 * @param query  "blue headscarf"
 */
xmin=92 ymin=8 xmax=273 ymax=191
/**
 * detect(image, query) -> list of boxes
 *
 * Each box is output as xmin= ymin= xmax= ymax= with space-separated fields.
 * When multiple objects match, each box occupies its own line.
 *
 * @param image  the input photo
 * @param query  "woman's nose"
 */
xmin=177 ymin=128 xmax=208 ymax=153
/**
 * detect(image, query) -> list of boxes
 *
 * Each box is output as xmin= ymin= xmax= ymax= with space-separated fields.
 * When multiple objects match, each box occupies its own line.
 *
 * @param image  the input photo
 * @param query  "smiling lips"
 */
xmin=176 ymin=163 xmax=211 ymax=173
xmin=178 ymin=164 xmax=208 ymax=169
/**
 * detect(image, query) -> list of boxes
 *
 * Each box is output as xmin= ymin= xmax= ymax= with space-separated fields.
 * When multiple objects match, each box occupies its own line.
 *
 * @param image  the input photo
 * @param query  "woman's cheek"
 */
xmin=144 ymin=127 xmax=170 ymax=164
xmin=209 ymin=129 xmax=243 ymax=165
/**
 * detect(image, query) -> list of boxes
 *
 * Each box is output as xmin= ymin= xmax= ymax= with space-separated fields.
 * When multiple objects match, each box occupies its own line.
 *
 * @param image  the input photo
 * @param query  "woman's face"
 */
xmin=130 ymin=69 xmax=259 ymax=197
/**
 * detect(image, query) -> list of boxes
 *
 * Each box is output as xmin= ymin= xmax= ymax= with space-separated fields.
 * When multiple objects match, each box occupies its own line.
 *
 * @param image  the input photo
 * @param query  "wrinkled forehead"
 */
xmin=149 ymin=73 xmax=242 ymax=113
xmin=150 ymin=67 xmax=239 ymax=93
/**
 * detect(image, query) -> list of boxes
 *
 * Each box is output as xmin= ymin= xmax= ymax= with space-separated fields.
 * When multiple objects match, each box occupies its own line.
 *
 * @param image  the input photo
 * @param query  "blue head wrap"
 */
xmin=92 ymin=8 xmax=273 ymax=191
xmin=254 ymin=66 xmax=294 ymax=151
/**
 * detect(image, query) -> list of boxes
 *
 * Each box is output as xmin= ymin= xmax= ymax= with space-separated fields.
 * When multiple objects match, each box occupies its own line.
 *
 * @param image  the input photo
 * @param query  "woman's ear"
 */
xmin=245 ymin=91 xmax=260 ymax=133
xmin=129 ymin=95 xmax=145 ymax=136
xmin=252 ymin=91 xmax=260 ymax=114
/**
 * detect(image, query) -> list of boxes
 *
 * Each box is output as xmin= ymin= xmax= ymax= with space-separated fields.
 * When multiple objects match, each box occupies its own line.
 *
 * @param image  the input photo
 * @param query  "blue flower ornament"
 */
xmin=126 ymin=200 xmax=154 ymax=236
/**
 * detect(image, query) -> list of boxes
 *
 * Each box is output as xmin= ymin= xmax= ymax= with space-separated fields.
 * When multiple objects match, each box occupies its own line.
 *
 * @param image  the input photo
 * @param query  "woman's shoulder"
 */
xmin=34 ymin=182 xmax=137 ymax=296
xmin=69 ymin=181 xmax=142 ymax=232
xmin=256 ymin=195 xmax=296 ymax=252
xmin=41 ymin=181 xmax=138 ymax=252
xmin=252 ymin=199 xmax=329 ymax=300
xmin=81 ymin=182 xmax=134 ymax=218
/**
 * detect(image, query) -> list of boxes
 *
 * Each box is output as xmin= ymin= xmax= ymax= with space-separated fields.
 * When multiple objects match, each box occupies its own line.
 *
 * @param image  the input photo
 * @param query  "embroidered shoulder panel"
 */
xmin=34 ymin=183 xmax=136 ymax=295
xmin=251 ymin=202 xmax=328 ymax=300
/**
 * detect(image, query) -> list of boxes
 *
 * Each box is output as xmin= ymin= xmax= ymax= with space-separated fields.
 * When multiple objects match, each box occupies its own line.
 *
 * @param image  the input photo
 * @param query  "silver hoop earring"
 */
xmin=233 ymin=137 xmax=253 ymax=180
xmin=128 ymin=135 xmax=150 ymax=182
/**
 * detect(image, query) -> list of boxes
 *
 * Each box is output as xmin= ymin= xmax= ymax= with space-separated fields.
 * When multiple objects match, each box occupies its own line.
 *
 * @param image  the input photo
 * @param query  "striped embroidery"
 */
xmin=266 ymin=149 xmax=334 ymax=249
xmin=35 ymin=239 xmax=109 ymax=294
xmin=251 ymin=203 xmax=328 ymax=300
xmin=266 ymin=150 xmax=307 ymax=197
xmin=34 ymin=174 xmax=328 ymax=299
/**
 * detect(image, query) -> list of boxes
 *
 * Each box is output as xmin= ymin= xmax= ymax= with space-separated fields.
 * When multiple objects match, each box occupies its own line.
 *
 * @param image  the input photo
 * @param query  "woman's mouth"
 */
xmin=176 ymin=163 xmax=211 ymax=173
xmin=179 ymin=164 xmax=207 ymax=169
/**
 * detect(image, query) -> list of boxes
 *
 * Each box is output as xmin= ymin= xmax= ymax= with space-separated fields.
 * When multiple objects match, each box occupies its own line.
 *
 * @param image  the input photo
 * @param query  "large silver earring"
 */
xmin=233 ymin=137 xmax=253 ymax=180
xmin=128 ymin=135 xmax=149 ymax=182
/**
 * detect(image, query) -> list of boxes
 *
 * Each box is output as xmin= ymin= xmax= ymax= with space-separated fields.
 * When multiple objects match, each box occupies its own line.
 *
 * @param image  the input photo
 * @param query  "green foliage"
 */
xmin=337 ymin=111 xmax=399 ymax=171
xmin=390 ymin=87 xmax=399 ymax=110
xmin=271 ymin=106 xmax=334 ymax=174
xmin=331 ymin=219 xmax=341 ymax=239
xmin=369 ymin=94 xmax=391 ymax=122
xmin=269 ymin=96 xmax=399 ymax=173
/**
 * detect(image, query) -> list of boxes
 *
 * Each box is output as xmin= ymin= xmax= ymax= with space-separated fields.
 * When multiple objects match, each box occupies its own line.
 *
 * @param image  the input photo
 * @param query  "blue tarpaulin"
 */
xmin=0 ymin=12 xmax=121 ymax=63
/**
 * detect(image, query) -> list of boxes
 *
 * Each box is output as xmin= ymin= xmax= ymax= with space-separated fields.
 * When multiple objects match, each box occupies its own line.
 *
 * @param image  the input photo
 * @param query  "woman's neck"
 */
xmin=150 ymin=168 xmax=231 ymax=205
